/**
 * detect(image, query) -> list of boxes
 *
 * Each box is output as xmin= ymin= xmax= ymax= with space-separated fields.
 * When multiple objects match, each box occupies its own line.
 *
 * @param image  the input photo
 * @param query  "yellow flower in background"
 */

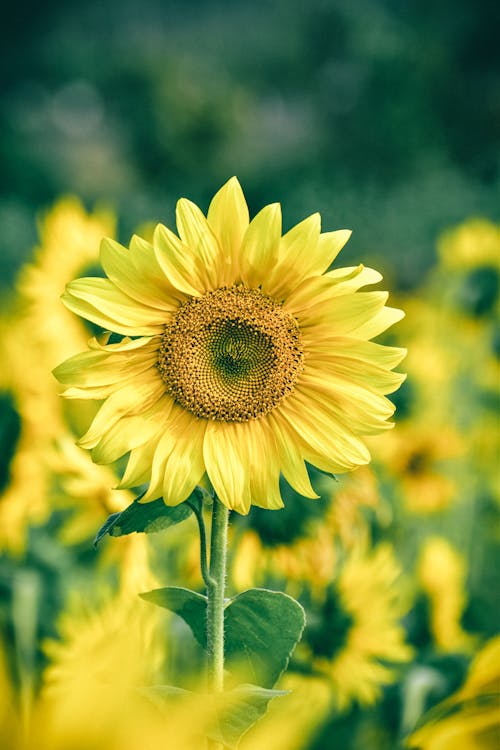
xmin=231 ymin=466 xmax=380 ymax=593
xmin=0 ymin=312 xmax=57 ymax=553
xmin=303 ymin=544 xmax=413 ymax=711
xmin=435 ymin=219 xmax=500 ymax=323
xmin=438 ymin=218 xmax=500 ymax=271
xmin=55 ymin=177 xmax=406 ymax=514
xmin=328 ymin=465 xmax=381 ymax=551
xmin=18 ymin=196 xmax=116 ymax=368
xmin=407 ymin=636 xmax=500 ymax=750
xmin=231 ymin=525 xmax=337 ymax=595
xmin=50 ymin=436 xmax=133 ymax=545
xmin=0 ymin=199 xmax=120 ymax=552
xmin=418 ymin=537 xmax=476 ymax=653
xmin=372 ymin=419 xmax=465 ymax=513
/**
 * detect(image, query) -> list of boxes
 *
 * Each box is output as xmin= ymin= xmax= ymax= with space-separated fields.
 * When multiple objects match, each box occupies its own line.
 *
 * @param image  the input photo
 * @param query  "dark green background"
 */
xmin=1 ymin=0 xmax=498 ymax=289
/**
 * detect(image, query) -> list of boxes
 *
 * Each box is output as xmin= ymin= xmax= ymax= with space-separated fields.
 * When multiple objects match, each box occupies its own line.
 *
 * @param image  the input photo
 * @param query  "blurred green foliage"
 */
xmin=1 ymin=0 xmax=499 ymax=290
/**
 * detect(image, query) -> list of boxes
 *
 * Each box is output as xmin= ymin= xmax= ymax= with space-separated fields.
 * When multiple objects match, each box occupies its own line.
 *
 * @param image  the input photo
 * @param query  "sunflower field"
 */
xmin=0 ymin=2 xmax=499 ymax=749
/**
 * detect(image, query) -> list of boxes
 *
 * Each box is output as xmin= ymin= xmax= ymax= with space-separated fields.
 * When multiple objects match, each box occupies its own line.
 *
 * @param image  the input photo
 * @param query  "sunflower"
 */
xmin=301 ymin=544 xmax=413 ymax=710
xmin=0 ymin=199 xmax=118 ymax=552
xmin=372 ymin=418 xmax=465 ymax=513
xmin=54 ymin=177 xmax=405 ymax=514
xmin=407 ymin=636 xmax=500 ymax=750
xmin=231 ymin=466 xmax=379 ymax=592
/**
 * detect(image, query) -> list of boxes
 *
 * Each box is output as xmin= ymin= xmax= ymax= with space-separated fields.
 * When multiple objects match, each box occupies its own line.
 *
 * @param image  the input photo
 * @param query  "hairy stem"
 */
xmin=206 ymin=496 xmax=229 ymax=749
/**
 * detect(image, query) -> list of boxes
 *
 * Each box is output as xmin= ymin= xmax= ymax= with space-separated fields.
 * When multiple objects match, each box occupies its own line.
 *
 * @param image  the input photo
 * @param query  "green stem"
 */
xmin=187 ymin=500 xmax=214 ymax=589
xmin=207 ymin=496 xmax=229 ymax=694
xmin=206 ymin=497 xmax=229 ymax=750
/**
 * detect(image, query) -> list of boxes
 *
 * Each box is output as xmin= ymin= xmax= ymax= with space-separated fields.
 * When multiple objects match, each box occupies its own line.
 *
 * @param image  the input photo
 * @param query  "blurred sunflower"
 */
xmin=18 ymin=196 xmax=116 ymax=367
xmin=300 ymin=544 xmax=413 ymax=710
xmin=438 ymin=218 xmax=500 ymax=271
xmin=55 ymin=177 xmax=405 ymax=514
xmin=371 ymin=418 xmax=465 ymax=513
xmin=0 ymin=199 xmax=120 ymax=552
xmin=418 ymin=537 xmax=476 ymax=653
xmin=435 ymin=218 xmax=500 ymax=325
xmin=50 ymin=436 xmax=133 ymax=545
xmin=0 ymin=312 xmax=58 ymax=552
xmin=231 ymin=466 xmax=380 ymax=592
xmin=407 ymin=636 xmax=500 ymax=750
xmin=231 ymin=521 xmax=337 ymax=595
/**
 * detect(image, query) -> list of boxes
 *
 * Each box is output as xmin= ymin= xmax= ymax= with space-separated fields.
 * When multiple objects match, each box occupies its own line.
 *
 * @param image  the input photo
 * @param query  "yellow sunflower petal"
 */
xmin=282 ymin=266 xmax=381 ymax=318
xmin=153 ymin=223 xmax=204 ymax=297
xmin=119 ymin=438 xmax=159 ymax=489
xmin=306 ymin=353 xmax=406 ymax=395
xmin=78 ymin=374 xmax=165 ymax=450
xmin=279 ymin=394 xmax=371 ymax=471
xmin=314 ymin=229 xmax=352 ymax=272
xmin=267 ymin=413 xmax=319 ymax=499
xmin=292 ymin=290 xmax=389 ymax=333
xmin=62 ymin=277 xmax=167 ymax=336
xmin=303 ymin=336 xmax=407 ymax=370
xmin=100 ymin=236 xmax=179 ymax=310
xmin=91 ymin=396 xmax=173 ymax=464
xmin=53 ymin=339 xmax=158 ymax=389
xmin=140 ymin=429 xmax=176 ymax=502
xmin=325 ymin=265 xmax=383 ymax=293
xmin=87 ymin=333 xmax=158 ymax=353
xmin=240 ymin=203 xmax=282 ymax=287
xmin=203 ymin=422 xmax=252 ymax=514
xmin=162 ymin=415 xmax=206 ymax=505
xmin=244 ymin=418 xmax=283 ymax=510
xmin=264 ymin=213 xmax=321 ymax=298
xmin=176 ymin=198 xmax=222 ymax=289
xmin=296 ymin=375 xmax=395 ymax=436
xmin=352 ymin=305 xmax=405 ymax=340
xmin=207 ymin=176 xmax=249 ymax=283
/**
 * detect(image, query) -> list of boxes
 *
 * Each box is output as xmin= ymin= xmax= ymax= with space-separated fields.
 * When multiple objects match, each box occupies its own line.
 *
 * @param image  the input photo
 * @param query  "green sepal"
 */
xmin=140 ymin=586 xmax=306 ymax=689
xmin=93 ymin=486 xmax=206 ymax=546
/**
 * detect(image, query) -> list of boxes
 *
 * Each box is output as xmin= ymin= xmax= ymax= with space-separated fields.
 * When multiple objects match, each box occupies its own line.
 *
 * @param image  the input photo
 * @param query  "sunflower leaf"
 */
xmin=224 ymin=589 xmax=306 ymax=688
xmin=207 ymin=684 xmax=289 ymax=749
xmin=139 ymin=586 xmax=208 ymax=646
xmin=139 ymin=682 xmax=287 ymax=748
xmin=140 ymin=585 xmax=305 ymax=689
xmin=93 ymin=486 xmax=207 ymax=546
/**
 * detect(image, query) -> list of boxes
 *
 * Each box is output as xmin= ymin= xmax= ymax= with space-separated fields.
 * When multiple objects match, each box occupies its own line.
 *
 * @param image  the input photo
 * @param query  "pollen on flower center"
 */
xmin=157 ymin=285 xmax=304 ymax=421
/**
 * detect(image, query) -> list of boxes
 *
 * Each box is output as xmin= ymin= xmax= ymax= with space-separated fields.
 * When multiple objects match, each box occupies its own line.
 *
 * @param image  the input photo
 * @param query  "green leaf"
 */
xmin=140 ymin=585 xmax=306 ymax=689
xmin=138 ymin=683 xmax=191 ymax=713
xmin=224 ymin=589 xmax=306 ymax=688
xmin=93 ymin=486 xmax=207 ymax=546
xmin=208 ymin=684 xmax=288 ymax=749
xmin=139 ymin=587 xmax=207 ymax=646
xmin=140 ymin=682 xmax=287 ymax=749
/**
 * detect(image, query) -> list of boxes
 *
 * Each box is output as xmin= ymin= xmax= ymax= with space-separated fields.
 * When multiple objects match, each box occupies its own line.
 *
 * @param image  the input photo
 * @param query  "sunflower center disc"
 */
xmin=158 ymin=285 xmax=304 ymax=421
